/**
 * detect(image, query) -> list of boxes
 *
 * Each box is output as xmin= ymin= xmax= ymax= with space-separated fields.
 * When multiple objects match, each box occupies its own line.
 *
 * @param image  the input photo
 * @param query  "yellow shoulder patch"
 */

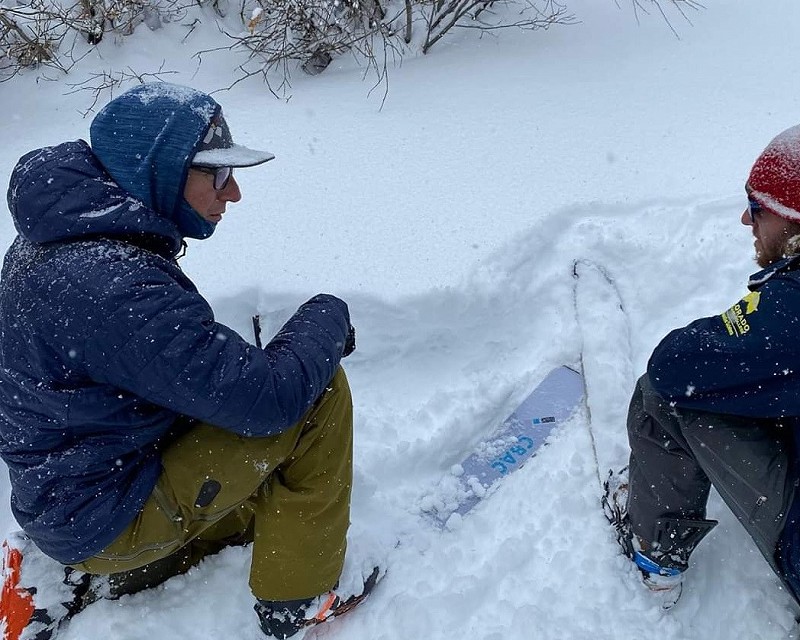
xmin=720 ymin=291 xmax=761 ymax=337
xmin=743 ymin=291 xmax=761 ymax=315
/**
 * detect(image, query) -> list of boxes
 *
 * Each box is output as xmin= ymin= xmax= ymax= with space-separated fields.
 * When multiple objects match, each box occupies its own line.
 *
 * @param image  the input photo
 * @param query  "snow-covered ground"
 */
xmin=3 ymin=1 xmax=800 ymax=638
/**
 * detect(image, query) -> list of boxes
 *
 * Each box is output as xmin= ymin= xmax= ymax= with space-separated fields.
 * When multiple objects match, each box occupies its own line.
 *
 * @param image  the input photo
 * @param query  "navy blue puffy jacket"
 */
xmin=0 ymin=94 xmax=351 ymax=564
xmin=648 ymin=255 xmax=800 ymax=417
xmin=647 ymin=255 xmax=800 ymax=597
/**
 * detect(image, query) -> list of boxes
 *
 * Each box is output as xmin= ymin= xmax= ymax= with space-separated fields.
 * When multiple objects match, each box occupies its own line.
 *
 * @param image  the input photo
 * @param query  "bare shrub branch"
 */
xmin=421 ymin=0 xmax=574 ymax=54
xmin=196 ymin=0 xmax=405 ymax=99
xmin=0 ymin=0 xmax=202 ymax=81
xmin=63 ymin=62 xmax=179 ymax=115
xmin=0 ymin=0 xmax=703 ymax=107
xmin=625 ymin=0 xmax=704 ymax=36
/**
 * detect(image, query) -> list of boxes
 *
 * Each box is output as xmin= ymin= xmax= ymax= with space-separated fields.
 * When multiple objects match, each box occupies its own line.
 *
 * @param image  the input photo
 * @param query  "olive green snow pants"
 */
xmin=72 ymin=368 xmax=353 ymax=602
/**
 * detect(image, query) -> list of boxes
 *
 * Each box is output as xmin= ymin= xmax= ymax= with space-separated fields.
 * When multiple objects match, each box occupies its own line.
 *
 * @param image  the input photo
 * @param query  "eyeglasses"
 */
xmin=191 ymin=166 xmax=233 ymax=191
xmin=747 ymin=198 xmax=762 ymax=224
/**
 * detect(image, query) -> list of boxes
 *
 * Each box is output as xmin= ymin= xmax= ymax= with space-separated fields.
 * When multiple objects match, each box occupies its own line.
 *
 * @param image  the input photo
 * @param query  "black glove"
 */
xmin=342 ymin=324 xmax=356 ymax=358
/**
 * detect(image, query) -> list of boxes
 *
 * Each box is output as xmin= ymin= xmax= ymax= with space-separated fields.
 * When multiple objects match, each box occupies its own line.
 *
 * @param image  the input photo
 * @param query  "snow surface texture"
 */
xmin=2 ymin=1 xmax=800 ymax=638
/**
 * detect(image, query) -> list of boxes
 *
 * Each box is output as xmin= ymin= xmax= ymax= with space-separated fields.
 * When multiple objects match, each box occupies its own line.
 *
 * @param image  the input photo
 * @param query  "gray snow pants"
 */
xmin=627 ymin=374 xmax=798 ymax=577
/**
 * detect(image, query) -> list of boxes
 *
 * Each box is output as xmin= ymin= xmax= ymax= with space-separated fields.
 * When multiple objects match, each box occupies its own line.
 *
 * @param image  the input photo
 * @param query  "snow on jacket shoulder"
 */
xmin=647 ymin=255 xmax=800 ymax=418
xmin=0 ymin=140 xmax=351 ymax=564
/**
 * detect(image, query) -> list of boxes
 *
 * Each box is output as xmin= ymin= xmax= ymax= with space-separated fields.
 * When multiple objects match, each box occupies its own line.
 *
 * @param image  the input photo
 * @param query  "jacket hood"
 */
xmin=89 ymin=83 xmax=222 ymax=239
xmin=7 ymin=140 xmax=184 ymax=254
xmin=747 ymin=253 xmax=800 ymax=288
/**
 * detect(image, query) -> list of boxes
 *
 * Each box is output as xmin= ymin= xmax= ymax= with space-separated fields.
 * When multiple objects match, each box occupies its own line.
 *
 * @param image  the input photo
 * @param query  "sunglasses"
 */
xmin=747 ymin=198 xmax=762 ymax=224
xmin=192 ymin=166 xmax=233 ymax=191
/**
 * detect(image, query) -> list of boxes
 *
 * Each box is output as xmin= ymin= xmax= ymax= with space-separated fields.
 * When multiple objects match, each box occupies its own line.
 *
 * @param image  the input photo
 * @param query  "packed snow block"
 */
xmin=573 ymin=259 xmax=635 ymax=480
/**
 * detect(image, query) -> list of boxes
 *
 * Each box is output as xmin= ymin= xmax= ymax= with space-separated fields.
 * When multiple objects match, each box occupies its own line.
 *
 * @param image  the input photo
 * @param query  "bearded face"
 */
xmin=749 ymin=214 xmax=800 ymax=267
xmin=743 ymin=193 xmax=800 ymax=267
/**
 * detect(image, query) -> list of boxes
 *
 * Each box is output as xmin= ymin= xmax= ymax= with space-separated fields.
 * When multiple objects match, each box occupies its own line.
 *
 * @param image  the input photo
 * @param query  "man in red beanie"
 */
xmin=746 ymin=125 xmax=800 ymax=266
xmin=603 ymin=124 xmax=800 ymax=609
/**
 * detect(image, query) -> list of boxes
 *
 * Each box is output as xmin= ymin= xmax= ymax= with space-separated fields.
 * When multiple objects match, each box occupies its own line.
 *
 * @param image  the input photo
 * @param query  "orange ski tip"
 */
xmin=0 ymin=541 xmax=35 ymax=640
xmin=313 ymin=593 xmax=338 ymax=622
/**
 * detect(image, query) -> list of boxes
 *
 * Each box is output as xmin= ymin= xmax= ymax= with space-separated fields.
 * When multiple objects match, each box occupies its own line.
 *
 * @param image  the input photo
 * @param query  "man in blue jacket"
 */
xmin=0 ymin=83 xmax=377 ymax=640
xmin=605 ymin=125 xmax=800 ymax=609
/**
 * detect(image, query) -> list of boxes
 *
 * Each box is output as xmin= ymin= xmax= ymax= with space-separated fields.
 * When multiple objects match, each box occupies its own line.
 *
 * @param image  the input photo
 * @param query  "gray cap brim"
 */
xmin=192 ymin=144 xmax=275 ymax=168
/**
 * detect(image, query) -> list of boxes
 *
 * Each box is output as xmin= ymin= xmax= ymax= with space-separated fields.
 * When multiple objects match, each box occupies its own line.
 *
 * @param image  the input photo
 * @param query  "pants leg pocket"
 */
xmin=92 ymin=482 xmax=186 ymax=566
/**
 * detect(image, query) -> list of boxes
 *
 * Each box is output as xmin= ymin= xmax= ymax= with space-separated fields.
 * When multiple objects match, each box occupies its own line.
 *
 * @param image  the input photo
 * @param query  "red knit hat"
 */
xmin=748 ymin=125 xmax=800 ymax=222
